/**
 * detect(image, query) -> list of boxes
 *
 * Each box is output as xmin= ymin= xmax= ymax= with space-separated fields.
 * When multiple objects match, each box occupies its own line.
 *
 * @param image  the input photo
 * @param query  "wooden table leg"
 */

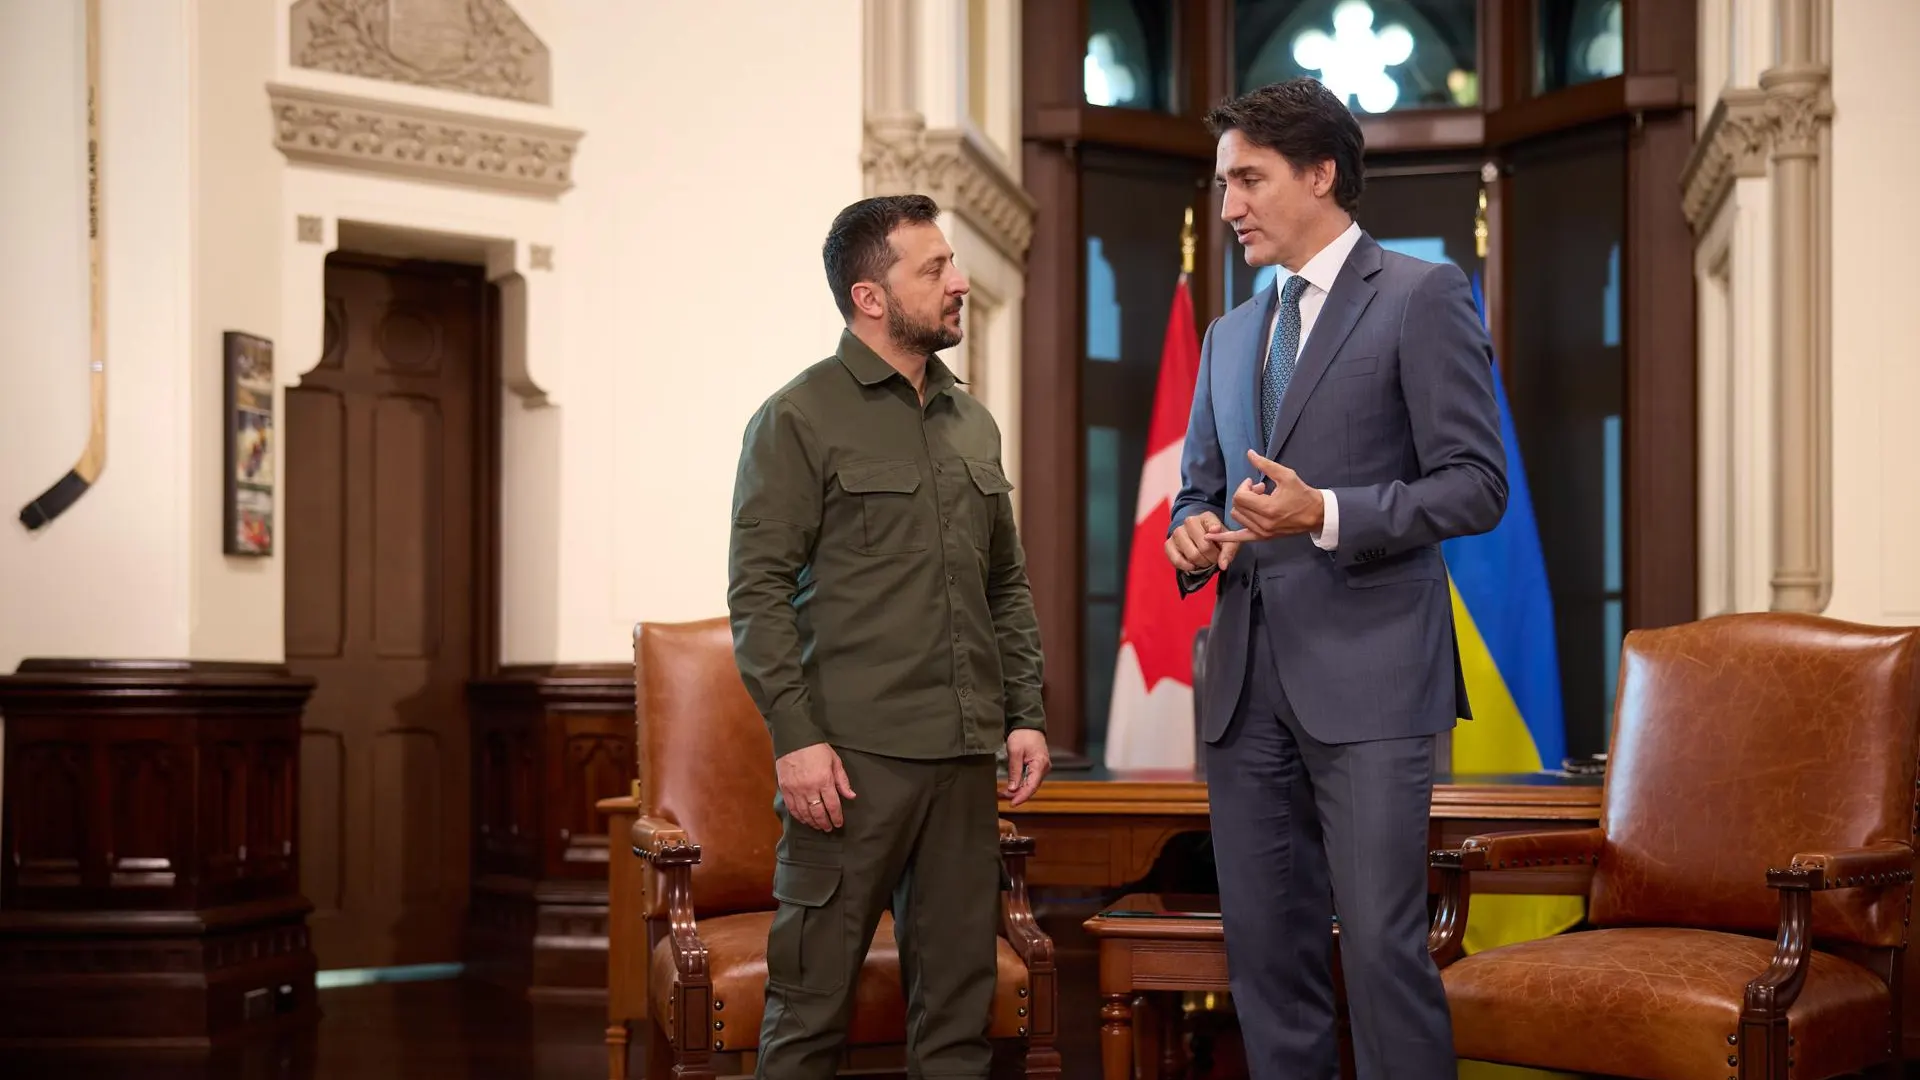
xmin=1160 ymin=994 xmax=1186 ymax=1080
xmin=1135 ymin=994 xmax=1160 ymax=1080
xmin=1101 ymin=993 xmax=1135 ymax=1080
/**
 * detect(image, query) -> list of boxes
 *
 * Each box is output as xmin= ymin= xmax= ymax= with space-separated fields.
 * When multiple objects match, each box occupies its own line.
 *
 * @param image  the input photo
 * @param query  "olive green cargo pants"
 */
xmin=755 ymin=747 xmax=1002 ymax=1080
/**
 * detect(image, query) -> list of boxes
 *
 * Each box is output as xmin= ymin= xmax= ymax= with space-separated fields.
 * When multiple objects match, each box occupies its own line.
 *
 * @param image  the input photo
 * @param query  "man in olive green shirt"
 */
xmin=727 ymin=193 xmax=1052 ymax=1080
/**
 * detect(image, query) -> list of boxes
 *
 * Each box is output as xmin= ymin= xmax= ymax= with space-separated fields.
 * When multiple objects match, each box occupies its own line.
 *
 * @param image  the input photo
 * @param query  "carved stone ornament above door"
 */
xmin=267 ymin=82 xmax=580 ymax=197
xmin=290 ymin=0 xmax=552 ymax=106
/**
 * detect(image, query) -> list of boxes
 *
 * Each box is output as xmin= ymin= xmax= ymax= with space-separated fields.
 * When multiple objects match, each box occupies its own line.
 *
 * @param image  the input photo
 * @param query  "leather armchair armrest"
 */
xmin=997 ymin=817 xmax=1034 ymax=859
xmin=1432 ymin=826 xmax=1607 ymax=873
xmin=1767 ymin=841 xmax=1914 ymax=892
xmin=996 ymin=818 xmax=1052 ymax=964
xmin=1427 ymin=827 xmax=1605 ymax=968
xmin=1746 ymin=842 xmax=1915 ymax=1025
xmin=630 ymin=814 xmax=708 ymax=985
xmin=995 ymin=817 xmax=1056 ymax=1045
xmin=631 ymin=814 xmax=699 ymax=866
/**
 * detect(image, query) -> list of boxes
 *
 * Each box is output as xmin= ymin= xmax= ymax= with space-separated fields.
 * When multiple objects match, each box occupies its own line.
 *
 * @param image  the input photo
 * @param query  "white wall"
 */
xmin=192 ymin=0 xmax=285 ymax=659
xmin=281 ymin=0 xmax=867 ymax=664
xmin=1 ymin=0 xmax=870 ymax=673
xmin=571 ymin=0 xmax=864 ymax=660
xmin=275 ymin=0 xmax=865 ymax=664
xmin=0 ymin=0 xmax=196 ymax=669
xmin=1696 ymin=0 xmax=1920 ymax=627
xmin=1826 ymin=0 xmax=1920 ymax=625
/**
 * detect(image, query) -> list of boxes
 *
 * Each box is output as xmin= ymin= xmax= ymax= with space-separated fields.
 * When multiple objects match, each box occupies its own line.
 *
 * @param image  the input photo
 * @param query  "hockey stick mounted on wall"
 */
xmin=20 ymin=0 xmax=106 ymax=531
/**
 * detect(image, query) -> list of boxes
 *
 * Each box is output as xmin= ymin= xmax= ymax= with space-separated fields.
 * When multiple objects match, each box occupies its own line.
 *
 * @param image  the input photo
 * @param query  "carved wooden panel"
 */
xmin=0 ymin=660 xmax=319 ymax=1050
xmin=553 ymin=721 xmax=635 ymax=875
xmin=107 ymin=740 xmax=188 ymax=892
xmin=250 ymin=735 xmax=299 ymax=883
xmin=200 ymin=740 xmax=251 ymax=893
xmin=1 ymin=669 xmax=310 ymax=913
xmin=476 ymin=714 xmax=539 ymax=875
xmin=9 ymin=741 xmax=86 ymax=891
xmin=465 ymin=665 xmax=634 ymax=998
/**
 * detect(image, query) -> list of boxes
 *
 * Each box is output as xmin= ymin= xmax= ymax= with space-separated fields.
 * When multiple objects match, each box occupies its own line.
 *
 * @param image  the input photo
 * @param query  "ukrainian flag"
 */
xmin=1439 ymin=272 xmax=1585 ymax=956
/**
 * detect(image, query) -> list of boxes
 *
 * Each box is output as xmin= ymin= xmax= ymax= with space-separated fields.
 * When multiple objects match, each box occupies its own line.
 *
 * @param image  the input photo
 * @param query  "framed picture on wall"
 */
xmin=223 ymin=330 xmax=275 ymax=556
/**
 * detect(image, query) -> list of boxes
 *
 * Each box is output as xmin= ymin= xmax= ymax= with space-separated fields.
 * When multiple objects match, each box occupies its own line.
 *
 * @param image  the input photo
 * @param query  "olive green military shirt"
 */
xmin=727 ymin=329 xmax=1046 ymax=761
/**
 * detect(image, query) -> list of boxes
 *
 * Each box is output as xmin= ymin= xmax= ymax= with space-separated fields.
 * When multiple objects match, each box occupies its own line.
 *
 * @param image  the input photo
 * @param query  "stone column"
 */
xmin=864 ymin=0 xmax=925 ymax=157
xmin=860 ymin=0 xmax=1035 ymax=261
xmin=1763 ymin=0 xmax=1833 ymax=612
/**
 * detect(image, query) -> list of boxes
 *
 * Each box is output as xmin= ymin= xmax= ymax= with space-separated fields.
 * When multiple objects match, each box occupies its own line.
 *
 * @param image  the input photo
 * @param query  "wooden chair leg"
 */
xmin=672 ymin=1033 xmax=716 ymax=1080
xmin=1158 ymin=993 xmax=1187 ymax=1080
xmin=605 ymin=1021 xmax=629 ymax=1080
xmin=644 ymin=1017 xmax=682 ymax=1080
xmin=1736 ymin=1018 xmax=1787 ymax=1080
xmin=1022 ymin=1035 xmax=1063 ymax=1080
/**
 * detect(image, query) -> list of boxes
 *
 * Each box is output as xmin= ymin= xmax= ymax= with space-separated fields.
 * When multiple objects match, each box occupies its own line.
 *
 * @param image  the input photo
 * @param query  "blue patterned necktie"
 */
xmin=1260 ymin=275 xmax=1310 ymax=449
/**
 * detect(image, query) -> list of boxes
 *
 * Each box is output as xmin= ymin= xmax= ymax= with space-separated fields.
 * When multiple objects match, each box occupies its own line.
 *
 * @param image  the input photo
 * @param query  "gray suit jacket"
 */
xmin=1171 ymin=232 xmax=1508 ymax=746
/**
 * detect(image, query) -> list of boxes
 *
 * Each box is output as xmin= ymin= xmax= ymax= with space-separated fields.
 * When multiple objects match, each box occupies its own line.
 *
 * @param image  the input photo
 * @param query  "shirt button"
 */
xmin=960 ymin=689 xmax=972 ymax=698
xmin=943 ymin=517 xmax=951 ymax=527
xmin=948 ymin=575 xmax=955 ymax=585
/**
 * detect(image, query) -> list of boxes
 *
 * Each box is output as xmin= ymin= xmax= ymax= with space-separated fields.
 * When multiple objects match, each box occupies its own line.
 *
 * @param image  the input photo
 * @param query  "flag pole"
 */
xmin=1180 ymin=206 xmax=1195 ymax=278
xmin=1105 ymin=205 xmax=1210 ymax=774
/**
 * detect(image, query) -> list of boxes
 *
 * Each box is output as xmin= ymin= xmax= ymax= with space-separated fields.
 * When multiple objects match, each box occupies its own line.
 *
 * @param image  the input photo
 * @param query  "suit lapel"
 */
xmin=1237 ymin=284 xmax=1277 ymax=465
xmin=1266 ymin=234 xmax=1382 ymax=458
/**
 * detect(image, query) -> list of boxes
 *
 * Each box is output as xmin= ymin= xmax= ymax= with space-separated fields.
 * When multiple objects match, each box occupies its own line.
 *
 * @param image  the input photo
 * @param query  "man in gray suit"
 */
xmin=1165 ymin=78 xmax=1507 ymax=1079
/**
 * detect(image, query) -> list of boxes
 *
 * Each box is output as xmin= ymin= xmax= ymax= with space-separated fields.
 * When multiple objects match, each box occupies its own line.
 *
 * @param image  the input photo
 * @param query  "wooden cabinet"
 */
xmin=0 ymin=660 xmax=317 ymax=1053
xmin=466 ymin=665 xmax=634 ymax=1002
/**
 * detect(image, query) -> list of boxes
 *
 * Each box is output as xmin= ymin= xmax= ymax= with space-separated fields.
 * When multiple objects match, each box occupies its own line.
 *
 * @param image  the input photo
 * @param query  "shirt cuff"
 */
xmin=1005 ymin=715 xmax=1046 ymax=737
xmin=1311 ymin=489 xmax=1340 ymax=551
xmin=766 ymin=701 xmax=829 ymax=760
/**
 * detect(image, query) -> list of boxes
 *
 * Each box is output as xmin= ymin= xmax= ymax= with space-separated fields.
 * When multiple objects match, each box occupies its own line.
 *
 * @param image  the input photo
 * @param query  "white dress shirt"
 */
xmin=1262 ymin=220 xmax=1362 ymax=552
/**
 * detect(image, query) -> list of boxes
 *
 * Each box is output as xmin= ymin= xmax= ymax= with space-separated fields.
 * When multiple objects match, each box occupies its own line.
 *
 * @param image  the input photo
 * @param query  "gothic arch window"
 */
xmin=1236 ymin=0 xmax=1480 ymax=111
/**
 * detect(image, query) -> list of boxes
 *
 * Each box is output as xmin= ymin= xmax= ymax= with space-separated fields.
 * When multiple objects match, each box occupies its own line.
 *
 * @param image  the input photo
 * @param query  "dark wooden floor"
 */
xmin=2 ymin=976 xmax=1912 ymax=1080
xmin=0 ymin=979 xmax=604 ymax=1080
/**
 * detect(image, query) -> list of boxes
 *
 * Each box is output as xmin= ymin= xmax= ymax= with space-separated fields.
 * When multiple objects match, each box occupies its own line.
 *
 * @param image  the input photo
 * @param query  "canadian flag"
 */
xmin=1103 ymin=274 xmax=1213 ymax=771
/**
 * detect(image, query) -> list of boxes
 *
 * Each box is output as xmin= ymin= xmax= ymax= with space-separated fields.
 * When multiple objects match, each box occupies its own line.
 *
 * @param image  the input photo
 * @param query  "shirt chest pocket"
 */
xmin=836 ymin=459 xmax=927 ymax=555
xmin=963 ymin=458 xmax=1013 ymax=550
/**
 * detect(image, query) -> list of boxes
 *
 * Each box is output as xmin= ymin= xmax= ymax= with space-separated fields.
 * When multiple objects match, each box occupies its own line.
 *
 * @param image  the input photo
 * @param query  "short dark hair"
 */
xmin=822 ymin=194 xmax=941 ymax=320
xmin=1205 ymin=78 xmax=1364 ymax=213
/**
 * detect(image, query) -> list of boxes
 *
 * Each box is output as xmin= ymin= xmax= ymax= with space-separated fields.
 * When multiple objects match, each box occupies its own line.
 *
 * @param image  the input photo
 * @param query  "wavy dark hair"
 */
xmin=1205 ymin=78 xmax=1364 ymax=212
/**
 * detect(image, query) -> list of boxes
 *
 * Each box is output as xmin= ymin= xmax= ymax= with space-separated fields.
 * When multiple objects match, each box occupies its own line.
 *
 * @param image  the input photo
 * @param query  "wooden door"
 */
xmin=286 ymin=254 xmax=487 ymax=969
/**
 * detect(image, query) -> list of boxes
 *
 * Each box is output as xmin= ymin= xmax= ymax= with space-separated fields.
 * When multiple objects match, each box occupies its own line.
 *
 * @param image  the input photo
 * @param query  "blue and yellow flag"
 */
xmin=1439 ymin=272 xmax=1585 ymax=955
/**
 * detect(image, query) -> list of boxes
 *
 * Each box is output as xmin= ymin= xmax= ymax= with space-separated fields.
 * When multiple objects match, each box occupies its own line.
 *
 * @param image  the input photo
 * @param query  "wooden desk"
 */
xmin=597 ymin=770 xmax=1601 ymax=1079
xmin=996 ymin=767 xmax=1603 ymax=895
xmin=1085 ymin=895 xmax=1232 ymax=1080
xmin=1000 ymin=769 xmax=1602 ymax=1080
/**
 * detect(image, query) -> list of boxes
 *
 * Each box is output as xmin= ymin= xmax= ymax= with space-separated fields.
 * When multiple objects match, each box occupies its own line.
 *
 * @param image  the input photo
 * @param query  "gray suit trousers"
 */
xmin=1205 ymin=600 xmax=1456 ymax=1080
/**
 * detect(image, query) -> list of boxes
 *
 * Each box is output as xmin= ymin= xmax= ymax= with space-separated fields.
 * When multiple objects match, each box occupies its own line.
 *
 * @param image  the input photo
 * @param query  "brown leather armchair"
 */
xmin=1429 ymin=612 xmax=1920 ymax=1080
xmin=626 ymin=618 xmax=1060 ymax=1080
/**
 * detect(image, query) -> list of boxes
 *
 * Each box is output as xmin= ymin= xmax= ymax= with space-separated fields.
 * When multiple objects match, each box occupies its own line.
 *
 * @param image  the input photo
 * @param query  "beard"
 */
xmin=884 ymin=288 xmax=962 ymax=355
